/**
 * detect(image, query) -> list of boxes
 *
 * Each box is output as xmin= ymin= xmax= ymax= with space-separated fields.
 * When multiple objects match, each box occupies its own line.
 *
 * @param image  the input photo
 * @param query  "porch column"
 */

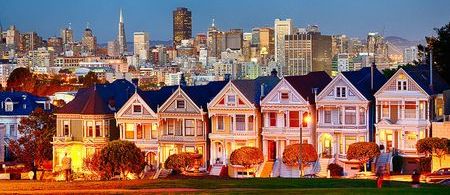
xmin=416 ymin=100 xmax=420 ymax=120
xmin=134 ymin=123 xmax=137 ymax=140
xmin=332 ymin=134 xmax=337 ymax=156
xmin=119 ymin=123 xmax=122 ymax=139
xmin=280 ymin=140 xmax=285 ymax=160
xmin=244 ymin=114 xmax=248 ymax=131
xmin=232 ymin=114 xmax=236 ymax=133
xmin=263 ymin=139 xmax=268 ymax=161
xmin=401 ymin=100 xmax=405 ymax=120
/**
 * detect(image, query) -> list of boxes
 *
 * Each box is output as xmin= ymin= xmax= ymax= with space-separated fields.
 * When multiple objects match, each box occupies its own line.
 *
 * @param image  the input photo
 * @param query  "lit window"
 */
xmin=133 ymin=104 xmax=142 ymax=113
xmin=227 ymin=95 xmax=236 ymax=106
xmin=217 ymin=116 xmax=224 ymax=131
xmin=63 ymin=121 xmax=70 ymax=136
xmin=335 ymin=87 xmax=347 ymax=98
xmin=176 ymin=100 xmax=185 ymax=109
xmin=5 ymin=99 xmax=13 ymax=112
xmin=185 ymin=119 xmax=195 ymax=136
xmin=247 ymin=116 xmax=254 ymax=131
xmin=281 ymin=92 xmax=289 ymax=100
xmin=151 ymin=123 xmax=158 ymax=139
xmin=137 ymin=124 xmax=143 ymax=139
xmin=95 ymin=122 xmax=101 ymax=137
xmin=125 ymin=123 xmax=134 ymax=139
xmin=289 ymin=111 xmax=299 ymax=127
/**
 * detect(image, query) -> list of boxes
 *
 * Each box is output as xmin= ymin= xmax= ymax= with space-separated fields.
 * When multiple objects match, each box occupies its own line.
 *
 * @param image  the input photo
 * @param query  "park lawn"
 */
xmin=0 ymin=177 xmax=447 ymax=194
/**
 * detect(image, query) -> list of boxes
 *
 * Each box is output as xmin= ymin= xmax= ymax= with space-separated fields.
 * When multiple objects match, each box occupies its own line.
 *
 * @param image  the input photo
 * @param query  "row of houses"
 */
xmin=2 ymin=64 xmax=448 ymax=178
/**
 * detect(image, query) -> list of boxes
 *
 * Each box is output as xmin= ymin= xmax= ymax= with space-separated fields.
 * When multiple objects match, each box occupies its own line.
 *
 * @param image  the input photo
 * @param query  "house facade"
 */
xmin=52 ymin=80 xmax=135 ymax=172
xmin=316 ymin=67 xmax=386 ymax=175
xmin=0 ymin=92 xmax=51 ymax=162
xmin=374 ymin=65 xmax=449 ymax=173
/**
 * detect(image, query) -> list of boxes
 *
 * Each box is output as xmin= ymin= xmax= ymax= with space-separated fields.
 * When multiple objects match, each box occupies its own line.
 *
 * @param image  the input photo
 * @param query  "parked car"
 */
xmin=423 ymin=168 xmax=450 ymax=183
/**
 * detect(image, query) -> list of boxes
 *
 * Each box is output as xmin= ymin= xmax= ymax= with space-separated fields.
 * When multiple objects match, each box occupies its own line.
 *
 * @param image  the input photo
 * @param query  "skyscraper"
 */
xmin=81 ymin=26 xmax=97 ymax=55
xmin=173 ymin=7 xmax=192 ymax=46
xmin=207 ymin=19 xmax=224 ymax=58
xmin=274 ymin=19 xmax=294 ymax=66
xmin=6 ymin=25 xmax=20 ymax=48
xmin=259 ymin=27 xmax=275 ymax=63
xmin=118 ymin=9 xmax=127 ymax=55
xmin=61 ymin=25 xmax=73 ymax=44
xmin=134 ymin=32 xmax=149 ymax=60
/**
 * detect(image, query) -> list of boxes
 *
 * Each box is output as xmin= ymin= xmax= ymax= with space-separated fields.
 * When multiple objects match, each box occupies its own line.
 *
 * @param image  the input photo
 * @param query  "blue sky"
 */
xmin=1 ymin=0 xmax=449 ymax=43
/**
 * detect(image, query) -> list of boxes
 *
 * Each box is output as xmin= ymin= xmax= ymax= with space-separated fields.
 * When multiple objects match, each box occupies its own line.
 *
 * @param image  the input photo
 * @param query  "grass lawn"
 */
xmin=0 ymin=177 xmax=448 ymax=194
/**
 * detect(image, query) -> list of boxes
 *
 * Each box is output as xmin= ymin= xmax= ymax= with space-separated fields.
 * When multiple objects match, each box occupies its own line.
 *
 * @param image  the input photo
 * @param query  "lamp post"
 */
xmin=299 ymin=113 xmax=311 ymax=177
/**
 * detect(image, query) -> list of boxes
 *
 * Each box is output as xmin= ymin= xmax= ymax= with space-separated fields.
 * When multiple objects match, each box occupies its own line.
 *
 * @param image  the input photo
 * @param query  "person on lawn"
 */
xmin=376 ymin=166 xmax=384 ymax=188
xmin=62 ymin=153 xmax=72 ymax=182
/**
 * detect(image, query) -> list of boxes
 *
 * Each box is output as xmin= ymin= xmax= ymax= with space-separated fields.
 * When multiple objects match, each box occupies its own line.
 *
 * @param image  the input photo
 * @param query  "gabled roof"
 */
xmin=284 ymin=71 xmax=332 ymax=104
xmin=57 ymin=79 xmax=135 ymax=115
xmin=341 ymin=67 xmax=387 ymax=100
xmin=231 ymin=76 xmax=280 ymax=105
xmin=402 ymin=64 xmax=449 ymax=95
xmin=0 ymin=91 xmax=50 ymax=116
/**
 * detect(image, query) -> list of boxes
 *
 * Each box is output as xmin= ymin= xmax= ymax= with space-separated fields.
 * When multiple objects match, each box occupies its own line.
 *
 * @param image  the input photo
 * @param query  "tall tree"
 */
xmin=418 ymin=21 xmax=450 ymax=83
xmin=82 ymin=71 xmax=99 ymax=87
xmin=8 ymin=108 xmax=56 ymax=180
xmin=6 ymin=67 xmax=36 ymax=93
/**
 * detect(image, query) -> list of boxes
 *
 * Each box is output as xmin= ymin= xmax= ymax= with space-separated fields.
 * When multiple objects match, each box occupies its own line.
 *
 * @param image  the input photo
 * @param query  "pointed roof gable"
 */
xmin=284 ymin=71 xmax=332 ymax=104
xmin=231 ymin=76 xmax=280 ymax=105
xmin=341 ymin=67 xmax=387 ymax=100
xmin=403 ymin=64 xmax=449 ymax=95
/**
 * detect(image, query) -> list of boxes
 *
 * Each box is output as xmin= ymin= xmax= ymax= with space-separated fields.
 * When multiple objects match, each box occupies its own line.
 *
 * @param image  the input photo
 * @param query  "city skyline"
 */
xmin=1 ymin=0 xmax=449 ymax=43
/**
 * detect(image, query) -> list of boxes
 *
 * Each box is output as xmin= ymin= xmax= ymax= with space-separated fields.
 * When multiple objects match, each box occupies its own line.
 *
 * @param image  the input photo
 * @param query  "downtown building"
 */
xmin=173 ymin=7 xmax=192 ymax=46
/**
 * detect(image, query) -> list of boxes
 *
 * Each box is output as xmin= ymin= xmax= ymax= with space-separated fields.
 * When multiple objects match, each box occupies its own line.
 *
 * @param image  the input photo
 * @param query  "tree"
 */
xmin=96 ymin=140 xmax=145 ymax=180
xmin=8 ymin=108 xmax=56 ymax=180
xmin=347 ymin=142 xmax=380 ymax=172
xmin=382 ymin=64 xmax=415 ymax=78
xmin=82 ymin=71 xmax=99 ymax=87
xmin=417 ymin=137 xmax=449 ymax=167
xmin=230 ymin=147 xmax=264 ymax=168
xmin=419 ymin=21 xmax=450 ymax=83
xmin=164 ymin=153 xmax=199 ymax=174
xmin=282 ymin=144 xmax=318 ymax=174
xmin=6 ymin=67 xmax=36 ymax=93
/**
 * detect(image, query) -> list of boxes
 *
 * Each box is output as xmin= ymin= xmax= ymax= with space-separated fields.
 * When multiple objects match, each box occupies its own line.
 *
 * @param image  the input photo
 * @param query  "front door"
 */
xmin=268 ymin=140 xmax=276 ymax=161
xmin=386 ymin=130 xmax=393 ymax=152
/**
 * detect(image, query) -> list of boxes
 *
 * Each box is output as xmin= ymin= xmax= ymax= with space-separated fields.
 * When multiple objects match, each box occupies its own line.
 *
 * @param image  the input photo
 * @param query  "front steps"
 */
xmin=259 ymin=161 xmax=274 ymax=178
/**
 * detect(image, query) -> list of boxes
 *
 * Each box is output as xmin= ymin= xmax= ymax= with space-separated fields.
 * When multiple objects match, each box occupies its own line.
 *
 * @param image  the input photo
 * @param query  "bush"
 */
xmin=327 ymin=163 xmax=343 ymax=177
xmin=347 ymin=142 xmax=380 ymax=172
xmin=164 ymin=153 xmax=200 ymax=174
xmin=282 ymin=144 xmax=318 ymax=167
xmin=419 ymin=157 xmax=431 ymax=173
xmin=229 ymin=147 xmax=264 ymax=168
xmin=392 ymin=155 xmax=403 ymax=173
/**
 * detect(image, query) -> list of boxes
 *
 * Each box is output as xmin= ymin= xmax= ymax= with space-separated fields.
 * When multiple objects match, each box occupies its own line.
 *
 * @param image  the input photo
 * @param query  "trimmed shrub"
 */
xmin=282 ymin=144 xmax=318 ymax=167
xmin=347 ymin=142 xmax=380 ymax=172
xmin=229 ymin=147 xmax=264 ymax=168
xmin=327 ymin=163 xmax=343 ymax=177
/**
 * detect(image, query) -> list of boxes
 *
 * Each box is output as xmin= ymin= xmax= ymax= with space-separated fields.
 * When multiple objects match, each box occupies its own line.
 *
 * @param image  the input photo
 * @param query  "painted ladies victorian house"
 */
xmin=0 ymin=92 xmax=51 ymax=162
xmin=52 ymin=80 xmax=135 ymax=172
xmin=316 ymin=67 xmax=386 ymax=176
xmin=157 ymin=81 xmax=227 ymax=168
xmin=374 ymin=65 xmax=449 ymax=173
xmin=207 ymin=73 xmax=279 ymax=174
xmin=260 ymin=71 xmax=331 ymax=177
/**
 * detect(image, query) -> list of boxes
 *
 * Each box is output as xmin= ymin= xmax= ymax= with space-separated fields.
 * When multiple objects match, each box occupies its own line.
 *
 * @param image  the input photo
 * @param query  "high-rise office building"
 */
xmin=274 ymin=19 xmax=294 ymax=66
xmin=47 ymin=36 xmax=63 ymax=54
xmin=259 ymin=27 xmax=275 ymax=62
xmin=225 ymin=29 xmax=243 ymax=50
xmin=81 ymin=27 xmax=97 ymax=55
xmin=251 ymin=28 xmax=260 ymax=47
xmin=310 ymin=31 xmax=332 ymax=74
xmin=331 ymin=34 xmax=349 ymax=57
xmin=61 ymin=26 xmax=73 ymax=44
xmin=284 ymin=33 xmax=312 ymax=76
xmin=403 ymin=46 xmax=418 ymax=64
xmin=107 ymin=40 xmax=119 ymax=57
xmin=6 ymin=25 xmax=20 ymax=48
xmin=118 ymin=9 xmax=127 ymax=55
xmin=207 ymin=19 xmax=224 ymax=58
xmin=19 ymin=32 xmax=42 ymax=52
xmin=133 ymin=32 xmax=149 ymax=60
xmin=173 ymin=7 xmax=192 ymax=46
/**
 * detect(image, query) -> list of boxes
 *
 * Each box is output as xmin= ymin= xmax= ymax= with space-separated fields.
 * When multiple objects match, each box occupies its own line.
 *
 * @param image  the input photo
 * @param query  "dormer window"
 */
xmin=397 ymin=80 xmax=407 ymax=91
xmin=133 ymin=104 xmax=142 ymax=113
xmin=227 ymin=95 xmax=236 ymax=106
xmin=176 ymin=100 xmax=185 ymax=109
xmin=281 ymin=92 xmax=289 ymax=100
xmin=335 ymin=87 xmax=347 ymax=98
xmin=5 ymin=99 xmax=13 ymax=112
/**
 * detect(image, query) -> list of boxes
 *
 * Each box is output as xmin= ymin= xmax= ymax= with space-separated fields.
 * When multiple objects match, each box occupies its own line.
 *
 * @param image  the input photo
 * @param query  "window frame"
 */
xmin=269 ymin=112 xmax=277 ymax=127
xmin=335 ymin=86 xmax=347 ymax=99
xmin=217 ymin=116 xmax=224 ymax=131
xmin=176 ymin=100 xmax=185 ymax=109
xmin=132 ymin=104 xmax=143 ymax=114
xmin=184 ymin=119 xmax=195 ymax=136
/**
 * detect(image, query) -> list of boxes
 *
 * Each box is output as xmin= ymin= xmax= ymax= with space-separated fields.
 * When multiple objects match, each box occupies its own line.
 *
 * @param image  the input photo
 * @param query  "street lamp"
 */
xmin=299 ymin=113 xmax=312 ymax=177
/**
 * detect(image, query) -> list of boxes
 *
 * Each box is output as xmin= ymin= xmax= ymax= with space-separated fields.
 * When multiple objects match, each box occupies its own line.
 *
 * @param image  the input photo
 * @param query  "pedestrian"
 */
xmin=411 ymin=169 xmax=421 ymax=188
xmin=62 ymin=153 xmax=72 ymax=182
xmin=376 ymin=166 xmax=384 ymax=188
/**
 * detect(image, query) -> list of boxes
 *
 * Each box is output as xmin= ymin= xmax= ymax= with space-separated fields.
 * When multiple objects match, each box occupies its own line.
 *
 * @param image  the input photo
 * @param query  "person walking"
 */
xmin=62 ymin=153 xmax=72 ymax=182
xmin=376 ymin=166 xmax=384 ymax=188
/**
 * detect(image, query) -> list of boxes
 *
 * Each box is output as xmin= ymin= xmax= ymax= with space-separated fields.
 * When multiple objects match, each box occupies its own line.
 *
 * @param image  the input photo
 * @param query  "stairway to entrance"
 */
xmin=209 ymin=164 xmax=224 ymax=176
xmin=317 ymin=158 xmax=330 ymax=177
xmin=259 ymin=161 xmax=274 ymax=178
xmin=375 ymin=152 xmax=391 ymax=173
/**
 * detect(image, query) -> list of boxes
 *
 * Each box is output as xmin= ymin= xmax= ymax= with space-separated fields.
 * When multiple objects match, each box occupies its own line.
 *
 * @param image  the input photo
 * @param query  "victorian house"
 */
xmin=260 ymin=72 xmax=331 ymax=177
xmin=316 ymin=67 xmax=386 ymax=176
xmin=157 ymin=81 xmax=227 ymax=168
xmin=374 ymin=65 xmax=449 ymax=173
xmin=0 ymin=92 xmax=51 ymax=162
xmin=52 ymin=80 xmax=135 ymax=172
xmin=207 ymin=74 xmax=279 ymax=171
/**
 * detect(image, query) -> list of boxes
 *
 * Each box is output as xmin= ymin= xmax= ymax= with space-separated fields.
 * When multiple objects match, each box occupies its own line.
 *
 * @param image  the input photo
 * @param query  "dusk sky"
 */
xmin=1 ymin=0 xmax=449 ymax=43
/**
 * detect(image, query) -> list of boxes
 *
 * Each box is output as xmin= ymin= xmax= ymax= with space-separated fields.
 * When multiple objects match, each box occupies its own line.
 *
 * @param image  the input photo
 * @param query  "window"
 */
xmin=9 ymin=125 xmax=16 ymax=137
xmin=236 ymin=115 xmax=245 ymax=131
xmin=345 ymin=107 xmax=356 ymax=125
xmin=248 ymin=116 xmax=254 ymax=131
xmin=324 ymin=110 xmax=331 ymax=123
xmin=87 ymin=122 xmax=94 ymax=137
xmin=185 ymin=146 xmax=195 ymax=153
xmin=345 ymin=136 xmax=357 ymax=153
xmin=185 ymin=119 xmax=195 ymax=136
xmin=302 ymin=112 xmax=310 ymax=127
xmin=335 ymin=87 xmax=347 ymax=98
xmin=281 ymin=92 xmax=289 ymax=100
xmin=176 ymin=100 xmax=185 ymax=109
xmin=217 ymin=116 xmax=224 ymax=131
xmin=289 ymin=111 xmax=299 ymax=127
xmin=151 ymin=123 xmax=158 ymax=139
xmin=95 ymin=122 xmax=101 ymax=137
xmin=405 ymin=101 xmax=416 ymax=119
xmin=133 ymin=104 xmax=142 ymax=113
xmin=104 ymin=121 xmax=110 ymax=137
xmin=175 ymin=119 xmax=182 ymax=136
xmin=167 ymin=119 xmax=174 ymax=135
xmin=142 ymin=124 xmax=151 ymax=139
xmin=5 ymin=100 xmax=13 ymax=112
xmin=397 ymin=80 xmax=407 ymax=91
xmin=227 ymin=95 xmax=236 ymax=106
xmin=137 ymin=124 xmax=143 ymax=139
xmin=359 ymin=108 xmax=366 ymax=125
xmin=125 ymin=123 xmax=134 ymax=139
xmin=63 ymin=121 xmax=70 ymax=136
xmin=359 ymin=136 xmax=366 ymax=142
xmin=269 ymin=112 xmax=277 ymax=127
xmin=382 ymin=104 xmax=389 ymax=118
xmin=196 ymin=120 xmax=203 ymax=136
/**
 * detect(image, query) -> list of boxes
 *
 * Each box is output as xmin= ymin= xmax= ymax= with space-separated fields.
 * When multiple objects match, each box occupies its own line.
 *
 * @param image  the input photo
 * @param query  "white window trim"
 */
xmin=132 ymin=103 xmax=143 ymax=114
xmin=397 ymin=79 xmax=408 ymax=91
xmin=217 ymin=115 xmax=224 ymax=131
xmin=63 ymin=120 xmax=71 ymax=137
xmin=176 ymin=99 xmax=185 ymax=109
xmin=226 ymin=94 xmax=236 ymax=106
xmin=335 ymin=86 xmax=347 ymax=99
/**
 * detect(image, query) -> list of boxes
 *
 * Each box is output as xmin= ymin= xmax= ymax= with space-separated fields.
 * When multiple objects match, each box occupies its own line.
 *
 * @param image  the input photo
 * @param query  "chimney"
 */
xmin=180 ymin=73 xmax=186 ymax=87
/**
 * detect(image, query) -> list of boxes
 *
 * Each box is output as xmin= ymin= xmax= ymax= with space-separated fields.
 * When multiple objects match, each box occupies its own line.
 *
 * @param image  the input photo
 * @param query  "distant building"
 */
xmin=173 ymin=7 xmax=192 ymax=46
xmin=225 ymin=29 xmax=243 ymax=50
xmin=274 ymin=19 xmax=294 ymax=68
xmin=0 ymin=59 xmax=16 ymax=88
xmin=107 ymin=40 xmax=119 ymax=57
xmin=47 ymin=36 xmax=63 ymax=54
xmin=164 ymin=72 xmax=183 ymax=86
xmin=207 ymin=19 xmax=225 ymax=58
xmin=61 ymin=26 xmax=73 ymax=44
xmin=259 ymin=27 xmax=275 ymax=63
xmin=6 ymin=25 xmax=20 ymax=48
xmin=81 ymin=27 xmax=97 ymax=55
xmin=133 ymin=32 xmax=149 ymax=60
xmin=118 ymin=9 xmax=127 ymax=55
xmin=403 ymin=46 xmax=418 ymax=64
xmin=19 ymin=32 xmax=42 ymax=53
